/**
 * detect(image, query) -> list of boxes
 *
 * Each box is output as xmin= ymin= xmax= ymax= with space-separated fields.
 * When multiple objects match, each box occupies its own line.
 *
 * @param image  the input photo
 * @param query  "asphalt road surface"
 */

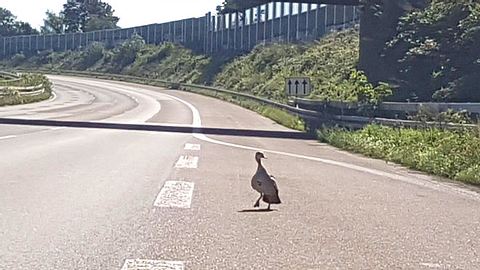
xmin=0 ymin=76 xmax=479 ymax=270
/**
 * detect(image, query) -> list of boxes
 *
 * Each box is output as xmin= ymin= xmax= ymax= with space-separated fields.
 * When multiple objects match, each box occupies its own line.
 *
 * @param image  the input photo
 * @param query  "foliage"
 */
xmin=10 ymin=53 xmax=26 ymax=66
xmin=410 ymin=106 xmax=474 ymax=124
xmin=215 ymin=29 xmax=390 ymax=104
xmin=61 ymin=0 xmax=119 ymax=33
xmin=0 ymin=35 xmax=212 ymax=85
xmin=319 ymin=125 xmax=480 ymax=185
xmin=215 ymin=42 xmax=303 ymax=102
xmin=41 ymin=11 xmax=64 ymax=34
xmin=127 ymin=43 xmax=211 ymax=84
xmin=109 ymin=34 xmax=145 ymax=70
xmin=80 ymin=42 xmax=105 ymax=68
xmin=0 ymin=7 xmax=38 ymax=36
xmin=381 ymin=0 xmax=480 ymax=102
xmin=336 ymin=70 xmax=392 ymax=105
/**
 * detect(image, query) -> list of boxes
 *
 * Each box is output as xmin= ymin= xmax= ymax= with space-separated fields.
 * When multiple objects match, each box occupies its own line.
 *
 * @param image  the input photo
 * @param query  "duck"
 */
xmin=251 ymin=152 xmax=281 ymax=210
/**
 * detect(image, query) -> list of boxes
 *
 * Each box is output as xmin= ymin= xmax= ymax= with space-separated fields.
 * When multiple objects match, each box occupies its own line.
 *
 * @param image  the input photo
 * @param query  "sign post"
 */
xmin=286 ymin=77 xmax=311 ymax=107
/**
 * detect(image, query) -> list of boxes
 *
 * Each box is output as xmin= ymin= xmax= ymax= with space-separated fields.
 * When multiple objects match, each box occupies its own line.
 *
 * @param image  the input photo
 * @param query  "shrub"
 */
xmin=80 ymin=42 xmax=105 ymax=68
xmin=10 ymin=53 xmax=26 ymax=66
xmin=110 ymin=34 xmax=145 ymax=69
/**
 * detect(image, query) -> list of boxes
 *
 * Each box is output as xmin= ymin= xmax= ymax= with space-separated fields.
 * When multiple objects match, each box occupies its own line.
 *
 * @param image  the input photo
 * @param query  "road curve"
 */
xmin=0 ymin=76 xmax=479 ymax=270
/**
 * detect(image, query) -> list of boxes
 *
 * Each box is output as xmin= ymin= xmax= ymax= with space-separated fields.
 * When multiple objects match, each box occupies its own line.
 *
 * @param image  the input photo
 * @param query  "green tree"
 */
xmin=0 ymin=7 xmax=16 ymax=36
xmin=62 ymin=0 xmax=87 ymax=33
xmin=61 ymin=0 xmax=119 ymax=33
xmin=83 ymin=0 xmax=119 ymax=31
xmin=0 ymin=7 xmax=38 ymax=36
xmin=41 ymin=10 xmax=65 ymax=34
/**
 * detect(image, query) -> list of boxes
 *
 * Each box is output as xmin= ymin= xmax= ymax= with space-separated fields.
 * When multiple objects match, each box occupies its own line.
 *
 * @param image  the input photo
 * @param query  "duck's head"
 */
xmin=255 ymin=152 xmax=266 ymax=162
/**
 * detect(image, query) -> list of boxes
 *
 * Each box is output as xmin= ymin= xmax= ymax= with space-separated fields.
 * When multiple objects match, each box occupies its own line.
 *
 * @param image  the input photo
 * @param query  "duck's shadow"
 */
xmin=238 ymin=209 xmax=278 ymax=213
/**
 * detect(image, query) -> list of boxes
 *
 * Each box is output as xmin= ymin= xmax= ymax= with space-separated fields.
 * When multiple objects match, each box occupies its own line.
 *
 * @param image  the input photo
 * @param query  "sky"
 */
xmin=1 ymin=0 xmax=221 ymax=29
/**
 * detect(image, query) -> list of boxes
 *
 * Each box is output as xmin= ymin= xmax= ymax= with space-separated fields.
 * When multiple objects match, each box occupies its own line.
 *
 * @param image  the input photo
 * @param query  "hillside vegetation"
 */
xmin=363 ymin=0 xmax=480 ymax=102
xmin=2 ymin=35 xmax=212 ymax=85
xmin=215 ymin=29 xmax=391 ymax=104
xmin=320 ymin=125 xmax=480 ymax=185
xmin=1 ymin=29 xmax=392 ymax=105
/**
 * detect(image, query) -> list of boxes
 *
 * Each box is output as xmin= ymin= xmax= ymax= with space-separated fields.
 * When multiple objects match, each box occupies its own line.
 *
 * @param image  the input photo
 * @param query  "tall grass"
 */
xmin=319 ymin=125 xmax=480 ymax=185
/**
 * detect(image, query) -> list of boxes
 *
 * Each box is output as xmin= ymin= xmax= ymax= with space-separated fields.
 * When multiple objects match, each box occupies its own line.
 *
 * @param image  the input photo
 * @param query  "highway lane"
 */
xmin=0 ymin=76 xmax=479 ymax=269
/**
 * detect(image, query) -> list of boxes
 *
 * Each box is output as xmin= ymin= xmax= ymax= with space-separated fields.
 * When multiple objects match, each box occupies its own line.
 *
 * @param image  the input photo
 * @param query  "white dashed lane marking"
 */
xmin=184 ymin=143 xmax=200 ymax=151
xmin=121 ymin=259 xmax=184 ymax=270
xmin=419 ymin=262 xmax=442 ymax=268
xmin=154 ymin=181 xmax=195 ymax=209
xmin=174 ymin=156 xmax=199 ymax=169
xmin=0 ymin=135 xmax=16 ymax=140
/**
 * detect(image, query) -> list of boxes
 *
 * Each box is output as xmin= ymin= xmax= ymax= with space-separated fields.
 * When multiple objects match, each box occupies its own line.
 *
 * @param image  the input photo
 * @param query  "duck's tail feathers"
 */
xmin=263 ymin=193 xmax=281 ymax=204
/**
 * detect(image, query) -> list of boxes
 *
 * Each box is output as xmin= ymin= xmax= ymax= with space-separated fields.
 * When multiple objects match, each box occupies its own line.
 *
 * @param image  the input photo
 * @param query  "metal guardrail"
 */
xmin=0 ymin=71 xmax=21 ymax=86
xmin=293 ymin=98 xmax=480 ymax=114
xmin=0 ymin=71 xmax=45 ymax=97
xmin=0 ymin=71 xmax=19 ymax=79
xmin=32 ymin=69 xmax=323 ymax=122
xmin=0 ymin=85 xmax=45 ymax=97
xmin=14 ymin=69 xmax=479 ymax=131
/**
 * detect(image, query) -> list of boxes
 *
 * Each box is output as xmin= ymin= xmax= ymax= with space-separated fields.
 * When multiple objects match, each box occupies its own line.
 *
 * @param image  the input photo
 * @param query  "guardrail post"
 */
xmin=305 ymin=118 xmax=319 ymax=135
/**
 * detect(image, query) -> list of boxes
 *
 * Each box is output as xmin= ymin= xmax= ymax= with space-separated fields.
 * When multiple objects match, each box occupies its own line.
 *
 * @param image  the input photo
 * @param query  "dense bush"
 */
xmin=382 ymin=0 xmax=480 ymax=102
xmin=80 ymin=42 xmax=105 ymax=69
xmin=109 ymin=34 xmax=145 ymax=71
xmin=319 ymin=125 xmax=480 ymax=185
xmin=10 ymin=53 xmax=26 ymax=66
xmin=127 ymin=42 xmax=210 ymax=84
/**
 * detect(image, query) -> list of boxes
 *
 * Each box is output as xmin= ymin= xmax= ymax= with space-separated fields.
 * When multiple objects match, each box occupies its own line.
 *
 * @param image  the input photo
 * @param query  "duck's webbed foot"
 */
xmin=254 ymin=194 xmax=262 ymax=208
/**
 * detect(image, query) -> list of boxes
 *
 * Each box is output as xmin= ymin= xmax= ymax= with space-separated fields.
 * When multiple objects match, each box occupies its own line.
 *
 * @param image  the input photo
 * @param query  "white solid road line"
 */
xmin=184 ymin=143 xmax=200 ymax=151
xmin=50 ymin=127 xmax=66 ymax=131
xmin=121 ymin=259 xmax=184 ymax=270
xmin=174 ymin=156 xmax=199 ymax=169
xmin=163 ymin=93 xmax=480 ymax=203
xmin=154 ymin=181 xmax=195 ymax=209
xmin=0 ymin=135 xmax=16 ymax=140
